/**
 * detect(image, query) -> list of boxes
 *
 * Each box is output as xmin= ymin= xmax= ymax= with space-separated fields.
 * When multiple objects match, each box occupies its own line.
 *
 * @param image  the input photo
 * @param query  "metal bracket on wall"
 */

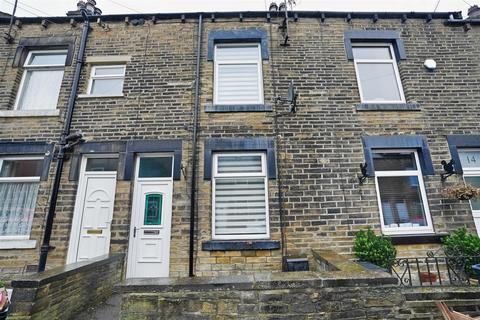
xmin=440 ymin=159 xmax=457 ymax=181
xmin=358 ymin=163 xmax=368 ymax=185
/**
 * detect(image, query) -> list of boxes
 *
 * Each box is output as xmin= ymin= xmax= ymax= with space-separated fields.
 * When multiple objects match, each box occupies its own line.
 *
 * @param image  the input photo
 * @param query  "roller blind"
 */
xmin=214 ymin=154 xmax=267 ymax=237
xmin=215 ymin=45 xmax=262 ymax=105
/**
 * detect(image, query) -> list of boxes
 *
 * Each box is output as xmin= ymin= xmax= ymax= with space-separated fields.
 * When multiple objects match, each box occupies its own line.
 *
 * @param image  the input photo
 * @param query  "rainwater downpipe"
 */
xmin=189 ymin=14 xmax=203 ymax=277
xmin=38 ymin=15 xmax=90 ymax=272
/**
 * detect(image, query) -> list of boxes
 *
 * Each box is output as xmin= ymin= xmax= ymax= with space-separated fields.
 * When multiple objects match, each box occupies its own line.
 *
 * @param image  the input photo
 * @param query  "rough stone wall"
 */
xmin=120 ymin=281 xmax=480 ymax=320
xmin=9 ymin=253 xmax=124 ymax=320
xmin=1 ymin=15 xmax=480 ymax=278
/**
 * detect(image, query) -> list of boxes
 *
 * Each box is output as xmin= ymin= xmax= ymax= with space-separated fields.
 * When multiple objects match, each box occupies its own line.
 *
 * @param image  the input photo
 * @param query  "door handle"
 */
xmin=133 ymin=226 xmax=137 ymax=238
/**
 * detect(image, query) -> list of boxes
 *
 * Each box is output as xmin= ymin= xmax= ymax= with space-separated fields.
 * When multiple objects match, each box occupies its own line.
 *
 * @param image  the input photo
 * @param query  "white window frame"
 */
xmin=459 ymin=149 xmax=480 ymax=217
xmin=0 ymin=156 xmax=43 ymax=240
xmin=373 ymin=149 xmax=434 ymax=235
xmin=212 ymin=152 xmax=270 ymax=240
xmin=353 ymin=43 xmax=406 ymax=104
xmin=86 ymin=64 xmax=126 ymax=96
xmin=14 ymin=50 xmax=68 ymax=110
xmin=214 ymin=43 xmax=264 ymax=105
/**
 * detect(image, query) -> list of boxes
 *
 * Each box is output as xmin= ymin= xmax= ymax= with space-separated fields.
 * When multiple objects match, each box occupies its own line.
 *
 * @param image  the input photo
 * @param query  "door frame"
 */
xmin=126 ymin=153 xmax=174 ymax=278
xmin=66 ymin=154 xmax=118 ymax=264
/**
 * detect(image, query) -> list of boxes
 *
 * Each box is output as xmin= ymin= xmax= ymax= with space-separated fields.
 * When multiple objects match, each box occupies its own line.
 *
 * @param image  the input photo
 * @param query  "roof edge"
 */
xmin=0 ymin=10 xmax=462 ymax=24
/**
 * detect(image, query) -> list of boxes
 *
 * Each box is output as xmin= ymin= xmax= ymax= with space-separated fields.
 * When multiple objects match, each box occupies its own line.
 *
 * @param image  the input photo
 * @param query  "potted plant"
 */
xmin=441 ymin=184 xmax=480 ymax=201
xmin=0 ymin=280 xmax=9 ymax=320
xmin=442 ymin=227 xmax=480 ymax=278
xmin=354 ymin=228 xmax=397 ymax=272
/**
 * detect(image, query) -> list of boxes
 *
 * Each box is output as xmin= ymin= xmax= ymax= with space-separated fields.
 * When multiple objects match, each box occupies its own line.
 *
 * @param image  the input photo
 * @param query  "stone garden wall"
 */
xmin=8 ymin=253 xmax=124 ymax=320
xmin=119 ymin=274 xmax=480 ymax=320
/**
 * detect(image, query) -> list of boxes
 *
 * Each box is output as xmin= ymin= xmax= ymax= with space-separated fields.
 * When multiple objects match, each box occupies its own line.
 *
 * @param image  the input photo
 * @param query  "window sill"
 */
xmin=205 ymin=104 xmax=272 ymax=113
xmin=202 ymin=240 xmax=280 ymax=251
xmin=77 ymin=93 xmax=125 ymax=99
xmin=0 ymin=109 xmax=60 ymax=117
xmin=0 ymin=239 xmax=37 ymax=249
xmin=355 ymin=102 xmax=421 ymax=111
xmin=388 ymin=233 xmax=448 ymax=245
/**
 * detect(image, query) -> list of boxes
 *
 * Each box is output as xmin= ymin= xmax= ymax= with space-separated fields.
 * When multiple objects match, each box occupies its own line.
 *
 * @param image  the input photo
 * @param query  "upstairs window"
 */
xmin=214 ymin=44 xmax=263 ymax=105
xmin=0 ymin=157 xmax=43 ymax=238
xmin=212 ymin=153 xmax=269 ymax=239
xmin=352 ymin=44 xmax=405 ymax=103
xmin=373 ymin=150 xmax=433 ymax=235
xmin=15 ymin=50 xmax=67 ymax=110
xmin=87 ymin=65 xmax=126 ymax=96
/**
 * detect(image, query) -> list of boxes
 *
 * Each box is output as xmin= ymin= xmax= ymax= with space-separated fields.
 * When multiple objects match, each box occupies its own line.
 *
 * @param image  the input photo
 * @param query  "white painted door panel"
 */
xmin=127 ymin=181 xmax=172 ymax=278
xmin=73 ymin=174 xmax=116 ymax=262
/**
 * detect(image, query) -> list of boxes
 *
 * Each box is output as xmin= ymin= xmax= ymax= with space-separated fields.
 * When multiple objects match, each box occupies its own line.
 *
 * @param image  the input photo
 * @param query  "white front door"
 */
xmin=67 ymin=156 xmax=118 ymax=263
xmin=126 ymin=155 xmax=173 ymax=278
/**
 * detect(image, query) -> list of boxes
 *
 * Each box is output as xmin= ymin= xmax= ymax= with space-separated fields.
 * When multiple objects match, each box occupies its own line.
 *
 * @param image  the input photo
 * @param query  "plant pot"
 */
xmin=419 ymin=271 xmax=438 ymax=283
xmin=0 ymin=303 xmax=9 ymax=320
xmin=473 ymin=264 xmax=480 ymax=281
xmin=458 ymin=195 xmax=475 ymax=200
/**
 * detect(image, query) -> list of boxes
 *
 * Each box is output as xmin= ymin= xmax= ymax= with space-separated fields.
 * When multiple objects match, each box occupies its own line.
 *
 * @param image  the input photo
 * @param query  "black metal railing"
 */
xmin=391 ymin=255 xmax=480 ymax=287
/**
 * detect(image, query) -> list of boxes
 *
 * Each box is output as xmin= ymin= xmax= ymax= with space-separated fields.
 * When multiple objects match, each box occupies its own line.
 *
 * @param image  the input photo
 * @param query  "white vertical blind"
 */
xmin=215 ymin=45 xmax=263 ymax=105
xmin=214 ymin=154 xmax=267 ymax=237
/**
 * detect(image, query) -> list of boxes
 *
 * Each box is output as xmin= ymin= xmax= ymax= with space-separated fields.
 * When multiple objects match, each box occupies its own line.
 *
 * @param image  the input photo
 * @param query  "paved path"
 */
xmin=73 ymin=294 xmax=121 ymax=320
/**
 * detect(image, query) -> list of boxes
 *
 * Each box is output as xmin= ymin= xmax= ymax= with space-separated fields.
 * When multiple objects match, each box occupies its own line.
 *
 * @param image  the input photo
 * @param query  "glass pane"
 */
xmin=28 ymin=52 xmax=67 ymax=66
xmin=459 ymin=150 xmax=480 ymax=170
xmin=216 ymin=45 xmax=260 ymax=61
xmin=138 ymin=157 xmax=173 ymax=178
xmin=215 ymin=177 xmax=267 ymax=235
xmin=373 ymin=152 xmax=417 ymax=171
xmin=144 ymin=193 xmax=162 ymax=225
xmin=94 ymin=66 xmax=125 ymax=76
xmin=91 ymin=78 xmax=124 ymax=95
xmin=217 ymin=155 xmax=263 ymax=174
xmin=352 ymin=46 xmax=392 ymax=59
xmin=0 ymin=159 xmax=43 ymax=177
xmin=85 ymin=158 xmax=118 ymax=172
xmin=465 ymin=176 xmax=480 ymax=211
xmin=377 ymin=176 xmax=427 ymax=228
xmin=18 ymin=69 xmax=64 ymax=110
xmin=357 ymin=62 xmax=402 ymax=102
xmin=0 ymin=182 xmax=39 ymax=236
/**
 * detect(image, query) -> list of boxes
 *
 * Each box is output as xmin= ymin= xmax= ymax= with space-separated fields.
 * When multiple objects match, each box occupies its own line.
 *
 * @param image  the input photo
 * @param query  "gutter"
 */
xmin=446 ymin=18 xmax=480 ymax=25
xmin=37 ymin=15 xmax=90 ymax=272
xmin=189 ymin=13 xmax=203 ymax=277
xmin=0 ymin=11 xmax=460 ymax=24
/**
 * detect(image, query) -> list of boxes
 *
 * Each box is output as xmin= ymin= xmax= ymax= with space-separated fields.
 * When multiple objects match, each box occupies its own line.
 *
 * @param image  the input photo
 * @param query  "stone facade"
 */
xmin=0 ymin=11 xmax=479 ymax=279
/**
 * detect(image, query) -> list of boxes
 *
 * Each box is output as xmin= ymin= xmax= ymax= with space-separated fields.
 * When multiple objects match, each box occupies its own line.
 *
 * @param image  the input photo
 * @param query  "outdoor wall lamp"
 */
xmin=440 ymin=159 xmax=457 ymax=181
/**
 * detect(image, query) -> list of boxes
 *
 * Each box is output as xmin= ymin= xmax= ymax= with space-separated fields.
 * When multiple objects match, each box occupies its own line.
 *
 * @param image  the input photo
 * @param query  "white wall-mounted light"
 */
xmin=424 ymin=59 xmax=437 ymax=71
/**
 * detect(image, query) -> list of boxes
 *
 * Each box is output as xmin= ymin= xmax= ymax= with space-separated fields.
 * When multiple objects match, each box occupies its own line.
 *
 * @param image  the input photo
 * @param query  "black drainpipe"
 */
xmin=189 ymin=14 xmax=203 ymax=277
xmin=38 ymin=16 xmax=90 ymax=272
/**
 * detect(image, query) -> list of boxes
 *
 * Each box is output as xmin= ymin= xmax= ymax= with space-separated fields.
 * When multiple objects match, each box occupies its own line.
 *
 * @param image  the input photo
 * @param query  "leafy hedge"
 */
xmin=354 ymin=228 xmax=397 ymax=269
xmin=442 ymin=227 xmax=480 ymax=276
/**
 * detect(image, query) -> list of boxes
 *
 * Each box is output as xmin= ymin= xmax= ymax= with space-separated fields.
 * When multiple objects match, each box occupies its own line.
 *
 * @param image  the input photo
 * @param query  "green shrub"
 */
xmin=0 ymin=280 xmax=4 ymax=288
xmin=354 ymin=228 xmax=397 ymax=269
xmin=442 ymin=227 xmax=480 ymax=276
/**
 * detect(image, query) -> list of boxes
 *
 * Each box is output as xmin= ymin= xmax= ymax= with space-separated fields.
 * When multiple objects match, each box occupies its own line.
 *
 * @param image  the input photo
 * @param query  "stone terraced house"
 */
xmin=1 ymin=3 xmax=480 ymax=284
